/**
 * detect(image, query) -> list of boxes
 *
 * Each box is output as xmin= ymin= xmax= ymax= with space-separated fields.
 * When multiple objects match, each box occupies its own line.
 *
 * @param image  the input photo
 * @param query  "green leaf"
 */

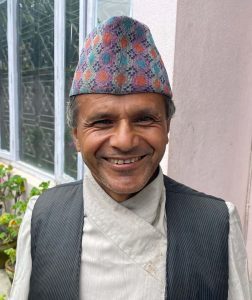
xmin=4 ymin=247 xmax=16 ymax=265
xmin=0 ymin=293 xmax=7 ymax=300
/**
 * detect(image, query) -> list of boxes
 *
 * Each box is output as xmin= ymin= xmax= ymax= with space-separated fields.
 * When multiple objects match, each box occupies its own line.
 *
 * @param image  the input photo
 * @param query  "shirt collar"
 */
xmin=84 ymin=167 xmax=164 ymax=226
xmin=120 ymin=168 xmax=164 ymax=225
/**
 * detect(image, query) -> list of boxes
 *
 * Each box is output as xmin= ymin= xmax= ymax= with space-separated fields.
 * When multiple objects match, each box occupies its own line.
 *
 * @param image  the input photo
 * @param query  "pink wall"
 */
xmin=168 ymin=0 xmax=252 ymax=274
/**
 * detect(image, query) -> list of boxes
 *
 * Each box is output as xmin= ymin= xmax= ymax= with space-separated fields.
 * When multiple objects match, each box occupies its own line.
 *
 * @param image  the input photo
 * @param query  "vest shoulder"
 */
xmin=51 ymin=179 xmax=83 ymax=189
xmin=40 ymin=179 xmax=83 ymax=196
xmin=163 ymin=175 xmax=226 ymax=203
xmin=163 ymin=175 xmax=229 ymax=232
xmin=33 ymin=180 xmax=83 ymax=214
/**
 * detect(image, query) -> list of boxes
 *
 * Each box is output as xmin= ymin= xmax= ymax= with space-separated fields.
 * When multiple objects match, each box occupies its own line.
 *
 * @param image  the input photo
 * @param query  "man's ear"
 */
xmin=72 ymin=128 xmax=81 ymax=152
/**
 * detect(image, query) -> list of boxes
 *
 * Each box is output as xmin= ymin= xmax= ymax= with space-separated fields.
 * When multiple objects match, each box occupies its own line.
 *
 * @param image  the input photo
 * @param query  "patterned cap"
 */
xmin=70 ymin=16 xmax=172 ymax=98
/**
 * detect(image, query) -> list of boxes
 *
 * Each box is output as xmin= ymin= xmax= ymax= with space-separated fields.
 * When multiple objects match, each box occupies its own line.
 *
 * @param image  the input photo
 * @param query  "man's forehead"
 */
xmin=76 ymin=93 xmax=166 ymax=114
xmin=76 ymin=92 xmax=164 ymax=102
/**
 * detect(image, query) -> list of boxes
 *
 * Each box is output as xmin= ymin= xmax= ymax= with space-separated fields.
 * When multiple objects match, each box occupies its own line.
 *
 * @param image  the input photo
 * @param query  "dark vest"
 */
xmin=29 ymin=175 xmax=229 ymax=300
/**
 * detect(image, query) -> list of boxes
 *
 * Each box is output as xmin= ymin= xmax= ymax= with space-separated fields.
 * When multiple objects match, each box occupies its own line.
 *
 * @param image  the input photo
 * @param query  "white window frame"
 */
xmin=0 ymin=0 xmax=86 ymax=183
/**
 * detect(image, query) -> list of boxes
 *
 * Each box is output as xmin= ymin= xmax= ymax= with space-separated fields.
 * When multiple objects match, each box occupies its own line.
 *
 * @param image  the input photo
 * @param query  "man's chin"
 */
xmin=100 ymin=180 xmax=149 ymax=202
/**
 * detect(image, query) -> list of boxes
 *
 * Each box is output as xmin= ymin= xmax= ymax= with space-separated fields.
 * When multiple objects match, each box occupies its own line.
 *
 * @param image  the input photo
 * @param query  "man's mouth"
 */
xmin=106 ymin=156 xmax=144 ymax=165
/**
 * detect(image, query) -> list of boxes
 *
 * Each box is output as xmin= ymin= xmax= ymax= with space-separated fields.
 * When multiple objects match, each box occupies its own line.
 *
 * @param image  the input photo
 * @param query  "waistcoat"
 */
xmin=29 ymin=175 xmax=229 ymax=300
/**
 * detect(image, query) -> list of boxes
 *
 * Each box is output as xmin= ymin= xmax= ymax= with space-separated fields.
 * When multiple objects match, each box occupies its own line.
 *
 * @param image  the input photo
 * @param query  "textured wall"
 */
xmin=168 ymin=0 xmax=252 ymax=272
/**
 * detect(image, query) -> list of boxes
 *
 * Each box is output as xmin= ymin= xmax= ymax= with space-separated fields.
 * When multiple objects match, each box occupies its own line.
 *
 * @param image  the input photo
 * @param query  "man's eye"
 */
xmin=93 ymin=119 xmax=113 ymax=126
xmin=135 ymin=116 xmax=154 ymax=124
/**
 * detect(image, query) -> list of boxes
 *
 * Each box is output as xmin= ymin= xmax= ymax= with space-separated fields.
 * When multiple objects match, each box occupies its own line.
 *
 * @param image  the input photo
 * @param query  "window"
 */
xmin=64 ymin=0 xmax=79 ymax=179
xmin=0 ymin=0 xmax=9 ymax=151
xmin=96 ymin=0 xmax=131 ymax=25
xmin=18 ymin=0 xmax=55 ymax=172
xmin=0 ymin=0 xmax=131 ymax=182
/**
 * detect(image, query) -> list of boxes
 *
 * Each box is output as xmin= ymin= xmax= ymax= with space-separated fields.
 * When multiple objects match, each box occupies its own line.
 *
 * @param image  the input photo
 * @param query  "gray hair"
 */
xmin=67 ymin=96 xmax=79 ymax=129
xmin=164 ymin=96 xmax=176 ymax=121
xmin=66 ymin=95 xmax=176 ymax=129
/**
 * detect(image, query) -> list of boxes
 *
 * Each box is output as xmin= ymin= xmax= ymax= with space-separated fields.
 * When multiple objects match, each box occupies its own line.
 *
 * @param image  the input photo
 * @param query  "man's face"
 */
xmin=73 ymin=93 xmax=170 ymax=202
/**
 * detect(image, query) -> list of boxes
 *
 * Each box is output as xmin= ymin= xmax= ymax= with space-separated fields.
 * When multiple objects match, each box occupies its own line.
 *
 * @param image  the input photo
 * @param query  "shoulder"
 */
xmin=32 ymin=180 xmax=83 ymax=216
xmin=42 ymin=179 xmax=83 ymax=194
xmin=163 ymin=175 xmax=226 ymax=203
xmin=37 ymin=179 xmax=83 ymax=198
xmin=163 ymin=176 xmax=230 ymax=247
xmin=163 ymin=175 xmax=229 ymax=220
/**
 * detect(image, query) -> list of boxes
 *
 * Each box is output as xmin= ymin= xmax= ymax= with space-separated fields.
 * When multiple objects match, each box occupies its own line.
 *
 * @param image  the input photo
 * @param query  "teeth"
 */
xmin=108 ymin=157 xmax=142 ymax=164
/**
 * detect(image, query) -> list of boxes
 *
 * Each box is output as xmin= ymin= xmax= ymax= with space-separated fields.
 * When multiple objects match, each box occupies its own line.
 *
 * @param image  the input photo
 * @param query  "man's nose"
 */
xmin=110 ymin=121 xmax=139 ymax=151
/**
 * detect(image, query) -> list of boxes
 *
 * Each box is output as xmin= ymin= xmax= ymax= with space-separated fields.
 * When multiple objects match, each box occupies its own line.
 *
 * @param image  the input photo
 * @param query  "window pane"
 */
xmin=18 ymin=0 xmax=54 ymax=172
xmin=97 ymin=0 xmax=131 ymax=24
xmin=0 ymin=0 xmax=10 ymax=151
xmin=64 ymin=0 xmax=79 ymax=178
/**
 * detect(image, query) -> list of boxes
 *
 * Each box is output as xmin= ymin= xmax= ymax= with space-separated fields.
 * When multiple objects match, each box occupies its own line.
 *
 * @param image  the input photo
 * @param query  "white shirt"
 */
xmin=9 ymin=168 xmax=252 ymax=299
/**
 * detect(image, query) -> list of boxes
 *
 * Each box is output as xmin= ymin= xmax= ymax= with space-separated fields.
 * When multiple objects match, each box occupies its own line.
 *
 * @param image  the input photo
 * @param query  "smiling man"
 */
xmin=10 ymin=16 xmax=251 ymax=300
xmin=72 ymin=93 xmax=169 ymax=202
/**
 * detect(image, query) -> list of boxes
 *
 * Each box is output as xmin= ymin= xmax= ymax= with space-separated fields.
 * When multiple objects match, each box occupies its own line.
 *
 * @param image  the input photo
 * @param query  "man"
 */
xmin=10 ymin=16 xmax=251 ymax=300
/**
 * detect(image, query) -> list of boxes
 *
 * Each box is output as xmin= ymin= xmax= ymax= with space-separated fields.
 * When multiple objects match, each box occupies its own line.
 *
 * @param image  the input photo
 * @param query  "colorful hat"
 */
xmin=70 ymin=16 xmax=172 ymax=98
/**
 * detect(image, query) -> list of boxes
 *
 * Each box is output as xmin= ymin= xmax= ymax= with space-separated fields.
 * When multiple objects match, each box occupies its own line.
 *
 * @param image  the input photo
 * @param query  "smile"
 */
xmin=106 ymin=156 xmax=143 ymax=165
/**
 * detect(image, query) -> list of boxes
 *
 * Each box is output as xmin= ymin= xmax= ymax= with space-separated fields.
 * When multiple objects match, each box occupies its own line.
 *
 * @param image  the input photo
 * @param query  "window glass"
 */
xmin=18 ymin=0 xmax=54 ymax=172
xmin=64 ymin=0 xmax=79 ymax=178
xmin=96 ymin=0 xmax=131 ymax=24
xmin=0 ymin=0 xmax=10 ymax=151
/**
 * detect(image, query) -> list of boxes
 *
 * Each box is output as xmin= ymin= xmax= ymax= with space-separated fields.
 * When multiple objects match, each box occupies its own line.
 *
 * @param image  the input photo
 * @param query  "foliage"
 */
xmin=0 ymin=166 xmax=50 ymax=282
xmin=0 ymin=180 xmax=50 ymax=245
xmin=0 ymin=164 xmax=50 ymax=248
xmin=0 ymin=164 xmax=25 ymax=245
xmin=0 ymin=164 xmax=50 ymax=296
xmin=0 ymin=164 xmax=26 ymax=212
xmin=0 ymin=213 xmax=21 ymax=244
xmin=4 ymin=248 xmax=16 ymax=266
xmin=29 ymin=181 xmax=50 ymax=197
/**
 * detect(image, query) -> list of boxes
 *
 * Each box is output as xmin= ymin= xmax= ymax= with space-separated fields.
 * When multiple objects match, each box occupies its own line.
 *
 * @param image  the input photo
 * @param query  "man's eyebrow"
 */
xmin=129 ymin=108 xmax=163 ymax=120
xmin=86 ymin=112 xmax=115 ymax=122
xmin=133 ymin=108 xmax=160 ymax=115
xmin=84 ymin=107 xmax=161 ymax=122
